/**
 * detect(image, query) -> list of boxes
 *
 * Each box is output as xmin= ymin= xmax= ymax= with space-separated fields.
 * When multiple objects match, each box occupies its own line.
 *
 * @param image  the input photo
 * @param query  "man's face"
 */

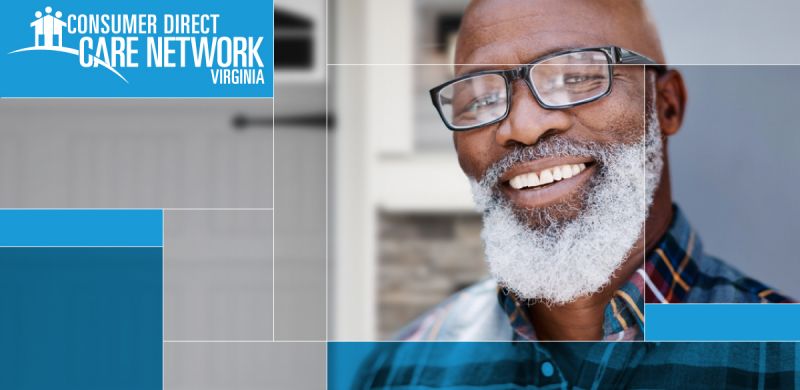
xmin=453 ymin=0 xmax=648 ymax=227
xmin=451 ymin=0 xmax=666 ymax=304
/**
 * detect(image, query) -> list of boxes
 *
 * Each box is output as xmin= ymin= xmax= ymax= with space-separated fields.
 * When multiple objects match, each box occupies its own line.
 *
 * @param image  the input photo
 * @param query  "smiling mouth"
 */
xmin=507 ymin=163 xmax=589 ymax=190
xmin=497 ymin=158 xmax=598 ymax=209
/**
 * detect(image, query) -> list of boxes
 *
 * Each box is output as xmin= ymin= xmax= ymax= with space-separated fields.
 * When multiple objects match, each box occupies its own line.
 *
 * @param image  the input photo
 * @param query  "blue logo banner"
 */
xmin=0 ymin=1 xmax=273 ymax=97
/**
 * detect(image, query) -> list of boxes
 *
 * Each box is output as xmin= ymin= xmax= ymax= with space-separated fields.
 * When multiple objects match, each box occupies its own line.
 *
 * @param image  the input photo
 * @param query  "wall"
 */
xmin=377 ymin=212 xmax=486 ymax=338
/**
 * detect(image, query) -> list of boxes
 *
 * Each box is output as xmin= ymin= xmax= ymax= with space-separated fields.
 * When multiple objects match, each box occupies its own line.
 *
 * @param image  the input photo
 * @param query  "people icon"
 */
xmin=30 ymin=7 xmax=66 ymax=47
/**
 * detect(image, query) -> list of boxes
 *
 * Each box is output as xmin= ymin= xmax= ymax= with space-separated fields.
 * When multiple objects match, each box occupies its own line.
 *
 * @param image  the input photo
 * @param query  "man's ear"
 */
xmin=655 ymin=69 xmax=687 ymax=136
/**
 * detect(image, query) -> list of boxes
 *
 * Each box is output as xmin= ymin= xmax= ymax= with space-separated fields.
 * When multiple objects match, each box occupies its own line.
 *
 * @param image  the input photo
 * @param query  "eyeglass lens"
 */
xmin=437 ymin=50 xmax=611 ymax=129
xmin=531 ymin=51 xmax=610 ymax=107
xmin=437 ymin=73 xmax=508 ymax=130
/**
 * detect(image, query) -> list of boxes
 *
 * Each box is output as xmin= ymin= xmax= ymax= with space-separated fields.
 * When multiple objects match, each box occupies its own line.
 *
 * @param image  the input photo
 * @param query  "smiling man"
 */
xmin=395 ymin=0 xmax=791 ymax=342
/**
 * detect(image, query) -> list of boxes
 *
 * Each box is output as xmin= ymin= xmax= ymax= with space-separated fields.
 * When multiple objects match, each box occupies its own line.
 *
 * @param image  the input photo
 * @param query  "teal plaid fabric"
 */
xmin=352 ymin=342 xmax=800 ymax=389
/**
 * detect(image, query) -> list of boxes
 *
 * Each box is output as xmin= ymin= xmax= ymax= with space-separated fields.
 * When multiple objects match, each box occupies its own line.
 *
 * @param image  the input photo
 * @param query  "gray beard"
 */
xmin=470 ymin=107 xmax=663 ymax=305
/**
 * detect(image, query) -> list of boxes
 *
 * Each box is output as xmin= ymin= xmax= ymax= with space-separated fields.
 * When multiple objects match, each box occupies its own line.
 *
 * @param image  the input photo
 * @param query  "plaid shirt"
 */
xmin=395 ymin=204 xmax=791 ymax=342
xmin=352 ymin=342 xmax=800 ymax=389
xmin=355 ymin=207 xmax=798 ymax=388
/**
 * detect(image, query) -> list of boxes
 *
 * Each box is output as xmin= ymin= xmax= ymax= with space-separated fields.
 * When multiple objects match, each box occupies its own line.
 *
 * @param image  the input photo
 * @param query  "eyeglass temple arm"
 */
xmin=615 ymin=47 xmax=668 ymax=74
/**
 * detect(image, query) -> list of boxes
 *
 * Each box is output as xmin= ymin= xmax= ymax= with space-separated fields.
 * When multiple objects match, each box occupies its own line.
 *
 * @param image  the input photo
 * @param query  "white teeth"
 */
xmin=526 ymin=172 xmax=540 ymax=187
xmin=552 ymin=167 xmax=562 ymax=181
xmin=510 ymin=176 xmax=523 ymax=190
xmin=561 ymin=165 xmax=573 ymax=179
xmin=508 ymin=163 xmax=589 ymax=190
xmin=539 ymin=169 xmax=554 ymax=185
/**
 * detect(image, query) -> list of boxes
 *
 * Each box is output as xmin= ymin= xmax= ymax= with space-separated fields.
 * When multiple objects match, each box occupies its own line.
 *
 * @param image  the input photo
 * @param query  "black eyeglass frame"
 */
xmin=429 ymin=46 xmax=667 ymax=131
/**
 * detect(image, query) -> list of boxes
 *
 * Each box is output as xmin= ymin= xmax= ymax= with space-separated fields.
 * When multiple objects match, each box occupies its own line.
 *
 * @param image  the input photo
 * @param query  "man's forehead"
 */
xmin=455 ymin=0 xmax=660 ymax=75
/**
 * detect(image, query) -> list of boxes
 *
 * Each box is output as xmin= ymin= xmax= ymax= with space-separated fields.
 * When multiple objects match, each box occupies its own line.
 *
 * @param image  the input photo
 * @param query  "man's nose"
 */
xmin=494 ymin=81 xmax=573 ymax=146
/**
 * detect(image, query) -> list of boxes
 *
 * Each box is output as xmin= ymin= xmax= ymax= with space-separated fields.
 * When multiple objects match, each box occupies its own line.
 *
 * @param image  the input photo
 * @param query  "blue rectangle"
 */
xmin=0 ymin=248 xmax=162 ymax=390
xmin=646 ymin=304 xmax=800 ymax=341
xmin=0 ymin=209 xmax=162 ymax=247
xmin=0 ymin=1 xmax=273 ymax=97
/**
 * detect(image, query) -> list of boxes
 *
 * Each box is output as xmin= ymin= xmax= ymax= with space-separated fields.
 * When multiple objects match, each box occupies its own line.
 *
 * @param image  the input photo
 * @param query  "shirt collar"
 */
xmin=644 ymin=204 xmax=700 ymax=303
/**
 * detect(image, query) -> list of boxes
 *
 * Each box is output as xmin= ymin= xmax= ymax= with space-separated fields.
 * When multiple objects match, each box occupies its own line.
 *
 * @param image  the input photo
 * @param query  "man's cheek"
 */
xmin=576 ymin=85 xmax=644 ymax=136
xmin=454 ymin=135 xmax=491 ymax=180
xmin=456 ymin=149 xmax=482 ymax=181
xmin=575 ymin=105 xmax=644 ymax=144
xmin=605 ymin=86 xmax=647 ymax=137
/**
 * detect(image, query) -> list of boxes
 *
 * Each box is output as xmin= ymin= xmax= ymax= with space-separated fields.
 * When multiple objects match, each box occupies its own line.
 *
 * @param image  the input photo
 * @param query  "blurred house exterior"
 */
xmin=333 ymin=0 xmax=479 ymax=340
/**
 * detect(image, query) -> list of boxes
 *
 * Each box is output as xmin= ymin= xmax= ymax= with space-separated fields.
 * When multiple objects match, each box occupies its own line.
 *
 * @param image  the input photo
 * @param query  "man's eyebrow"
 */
xmin=455 ymin=45 xmax=591 ymax=77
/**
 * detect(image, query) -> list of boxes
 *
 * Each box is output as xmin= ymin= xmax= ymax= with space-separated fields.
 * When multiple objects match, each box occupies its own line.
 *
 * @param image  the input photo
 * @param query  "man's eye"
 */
xmin=466 ymin=92 xmax=504 ymax=112
xmin=563 ymin=74 xmax=605 ymax=85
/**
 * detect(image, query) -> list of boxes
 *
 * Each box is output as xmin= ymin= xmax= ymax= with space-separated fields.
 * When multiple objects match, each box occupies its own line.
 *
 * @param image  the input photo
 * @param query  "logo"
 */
xmin=8 ymin=5 xmax=268 ymax=87
xmin=10 ymin=6 xmax=127 ymax=82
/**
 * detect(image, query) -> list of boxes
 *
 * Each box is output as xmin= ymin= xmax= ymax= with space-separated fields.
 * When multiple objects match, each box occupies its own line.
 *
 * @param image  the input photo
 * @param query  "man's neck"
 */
xmin=526 ymin=165 xmax=674 ymax=340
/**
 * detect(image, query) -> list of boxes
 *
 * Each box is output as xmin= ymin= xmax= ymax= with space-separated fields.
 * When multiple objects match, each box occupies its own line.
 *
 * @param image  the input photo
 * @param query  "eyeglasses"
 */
xmin=429 ymin=46 xmax=666 ymax=131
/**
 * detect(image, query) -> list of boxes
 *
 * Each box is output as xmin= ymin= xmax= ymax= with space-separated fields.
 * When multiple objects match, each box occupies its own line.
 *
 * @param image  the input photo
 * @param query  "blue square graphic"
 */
xmin=0 ymin=248 xmax=162 ymax=390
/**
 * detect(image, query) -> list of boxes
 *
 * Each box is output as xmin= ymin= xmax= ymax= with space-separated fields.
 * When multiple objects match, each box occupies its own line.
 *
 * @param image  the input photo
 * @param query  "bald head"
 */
xmin=455 ymin=0 xmax=665 ymax=74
